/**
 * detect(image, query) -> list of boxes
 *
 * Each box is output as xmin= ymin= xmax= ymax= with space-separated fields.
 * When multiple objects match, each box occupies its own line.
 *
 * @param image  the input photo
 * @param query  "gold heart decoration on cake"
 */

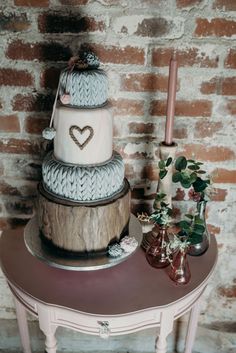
xmin=69 ymin=125 xmax=94 ymax=150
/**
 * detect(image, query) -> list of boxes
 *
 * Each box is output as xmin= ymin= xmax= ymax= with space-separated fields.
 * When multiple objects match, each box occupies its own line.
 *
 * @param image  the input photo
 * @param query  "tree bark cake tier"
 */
xmin=37 ymin=180 xmax=131 ymax=255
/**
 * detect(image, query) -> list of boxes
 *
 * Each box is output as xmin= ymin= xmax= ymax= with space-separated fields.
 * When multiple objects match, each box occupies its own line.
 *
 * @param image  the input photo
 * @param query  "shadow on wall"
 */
xmin=3 ymin=8 xmax=96 ymax=229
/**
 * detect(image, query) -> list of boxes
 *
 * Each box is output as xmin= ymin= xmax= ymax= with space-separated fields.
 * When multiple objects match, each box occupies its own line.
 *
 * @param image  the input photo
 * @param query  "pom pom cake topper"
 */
xmin=68 ymin=49 xmax=100 ymax=70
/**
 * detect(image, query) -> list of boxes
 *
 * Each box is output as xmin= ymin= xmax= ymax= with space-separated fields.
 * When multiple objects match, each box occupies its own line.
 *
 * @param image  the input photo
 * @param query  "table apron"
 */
xmin=9 ymin=282 xmax=206 ymax=336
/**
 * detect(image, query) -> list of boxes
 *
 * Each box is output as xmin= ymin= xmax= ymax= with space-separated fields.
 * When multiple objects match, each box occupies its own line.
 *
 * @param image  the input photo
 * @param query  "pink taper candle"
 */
xmin=164 ymin=54 xmax=178 ymax=145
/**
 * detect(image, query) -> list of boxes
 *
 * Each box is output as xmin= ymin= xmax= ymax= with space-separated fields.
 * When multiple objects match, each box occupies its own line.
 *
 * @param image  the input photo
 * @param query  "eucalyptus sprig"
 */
xmin=177 ymin=213 xmax=206 ymax=245
xmin=158 ymin=157 xmax=173 ymax=180
xmin=172 ymin=156 xmax=211 ymax=199
xmin=150 ymin=193 xmax=172 ymax=227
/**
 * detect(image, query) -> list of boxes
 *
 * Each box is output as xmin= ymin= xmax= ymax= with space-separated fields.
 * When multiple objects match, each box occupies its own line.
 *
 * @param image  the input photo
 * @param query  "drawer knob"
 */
xmin=98 ymin=321 xmax=110 ymax=339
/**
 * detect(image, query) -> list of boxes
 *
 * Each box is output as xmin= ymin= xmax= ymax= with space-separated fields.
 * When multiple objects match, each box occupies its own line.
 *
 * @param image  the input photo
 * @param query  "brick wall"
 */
xmin=0 ymin=0 xmax=235 ymax=350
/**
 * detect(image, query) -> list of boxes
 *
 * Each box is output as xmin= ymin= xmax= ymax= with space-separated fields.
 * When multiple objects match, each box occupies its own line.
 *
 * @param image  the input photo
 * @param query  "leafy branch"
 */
xmin=158 ymin=157 xmax=173 ymax=180
xmin=150 ymin=193 xmax=172 ymax=227
xmin=172 ymin=156 xmax=211 ymax=199
xmin=177 ymin=213 xmax=205 ymax=245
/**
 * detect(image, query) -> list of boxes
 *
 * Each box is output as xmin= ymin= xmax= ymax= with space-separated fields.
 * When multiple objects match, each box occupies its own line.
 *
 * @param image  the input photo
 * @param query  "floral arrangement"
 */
xmin=149 ymin=192 xmax=172 ymax=228
xmin=157 ymin=155 xmax=212 ymax=247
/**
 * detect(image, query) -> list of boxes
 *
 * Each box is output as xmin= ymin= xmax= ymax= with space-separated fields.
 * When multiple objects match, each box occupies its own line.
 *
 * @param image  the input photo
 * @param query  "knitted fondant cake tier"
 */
xmin=53 ymin=103 xmax=113 ymax=165
xmin=37 ymin=180 xmax=131 ymax=254
xmin=42 ymin=151 xmax=125 ymax=202
xmin=59 ymin=68 xmax=108 ymax=107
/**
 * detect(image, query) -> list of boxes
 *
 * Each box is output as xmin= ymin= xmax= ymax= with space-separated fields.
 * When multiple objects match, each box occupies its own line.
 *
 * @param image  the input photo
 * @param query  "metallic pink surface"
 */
xmin=164 ymin=55 xmax=178 ymax=145
xmin=0 ymin=227 xmax=217 ymax=315
xmin=0 ymin=227 xmax=217 ymax=353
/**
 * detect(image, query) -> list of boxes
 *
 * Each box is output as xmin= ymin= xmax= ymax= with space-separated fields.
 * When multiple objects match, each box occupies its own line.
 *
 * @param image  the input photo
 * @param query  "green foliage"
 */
xmin=177 ymin=214 xmax=206 ymax=245
xmin=172 ymin=156 xmax=210 ymax=200
xmin=158 ymin=157 xmax=173 ymax=180
xmin=150 ymin=193 xmax=173 ymax=227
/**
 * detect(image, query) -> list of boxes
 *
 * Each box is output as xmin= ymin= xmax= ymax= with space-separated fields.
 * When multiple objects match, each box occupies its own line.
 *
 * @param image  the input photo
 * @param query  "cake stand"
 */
xmin=24 ymin=215 xmax=143 ymax=271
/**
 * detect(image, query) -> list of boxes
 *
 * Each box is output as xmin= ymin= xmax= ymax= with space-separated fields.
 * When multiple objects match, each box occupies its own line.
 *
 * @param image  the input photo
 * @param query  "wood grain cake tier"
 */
xmin=37 ymin=180 xmax=131 ymax=255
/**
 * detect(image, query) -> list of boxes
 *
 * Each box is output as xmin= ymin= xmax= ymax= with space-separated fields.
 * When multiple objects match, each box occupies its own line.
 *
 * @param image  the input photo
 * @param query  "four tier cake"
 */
xmin=37 ymin=51 xmax=131 ymax=257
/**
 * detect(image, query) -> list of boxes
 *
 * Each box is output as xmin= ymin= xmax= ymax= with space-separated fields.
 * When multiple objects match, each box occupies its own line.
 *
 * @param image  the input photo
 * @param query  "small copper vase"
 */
xmin=146 ymin=227 xmax=170 ymax=268
xmin=169 ymin=247 xmax=191 ymax=285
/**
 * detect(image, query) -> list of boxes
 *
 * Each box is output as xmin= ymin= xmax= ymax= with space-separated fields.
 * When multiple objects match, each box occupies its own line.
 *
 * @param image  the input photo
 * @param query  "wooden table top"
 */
xmin=0 ymin=226 xmax=217 ymax=315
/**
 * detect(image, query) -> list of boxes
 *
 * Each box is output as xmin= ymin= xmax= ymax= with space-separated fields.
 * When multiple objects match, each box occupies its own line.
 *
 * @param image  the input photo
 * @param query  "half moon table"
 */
xmin=0 ymin=226 xmax=217 ymax=353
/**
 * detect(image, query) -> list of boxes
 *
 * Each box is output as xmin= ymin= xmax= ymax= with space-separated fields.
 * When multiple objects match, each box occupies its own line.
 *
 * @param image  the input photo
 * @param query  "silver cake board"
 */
xmin=24 ymin=215 xmax=143 ymax=271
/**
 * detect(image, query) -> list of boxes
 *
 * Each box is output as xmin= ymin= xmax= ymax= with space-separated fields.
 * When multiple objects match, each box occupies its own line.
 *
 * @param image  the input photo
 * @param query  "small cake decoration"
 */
xmin=108 ymin=243 xmax=123 ymax=258
xmin=68 ymin=50 xmax=100 ymax=70
xmin=42 ymin=127 xmax=56 ymax=140
xmin=60 ymin=94 xmax=71 ymax=105
xmin=120 ymin=236 xmax=138 ymax=253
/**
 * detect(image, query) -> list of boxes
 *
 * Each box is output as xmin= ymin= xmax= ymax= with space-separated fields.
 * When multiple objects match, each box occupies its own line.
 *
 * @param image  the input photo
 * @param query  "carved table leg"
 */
xmin=156 ymin=309 xmax=174 ymax=353
xmin=14 ymin=297 xmax=32 ymax=353
xmin=38 ymin=305 xmax=57 ymax=353
xmin=184 ymin=298 xmax=202 ymax=353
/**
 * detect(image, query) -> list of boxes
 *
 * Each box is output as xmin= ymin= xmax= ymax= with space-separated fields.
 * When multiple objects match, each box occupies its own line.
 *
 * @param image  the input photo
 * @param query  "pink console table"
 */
xmin=0 ymin=227 xmax=217 ymax=353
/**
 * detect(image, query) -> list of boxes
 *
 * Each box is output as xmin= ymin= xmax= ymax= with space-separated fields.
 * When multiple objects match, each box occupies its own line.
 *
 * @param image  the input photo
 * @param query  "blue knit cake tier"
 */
xmin=59 ymin=68 xmax=108 ymax=108
xmin=42 ymin=151 xmax=125 ymax=202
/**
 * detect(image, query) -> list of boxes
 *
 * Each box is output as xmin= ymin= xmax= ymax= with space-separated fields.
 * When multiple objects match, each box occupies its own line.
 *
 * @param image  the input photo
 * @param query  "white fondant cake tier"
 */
xmin=42 ymin=151 xmax=125 ymax=202
xmin=53 ymin=103 xmax=113 ymax=165
xmin=59 ymin=68 xmax=108 ymax=107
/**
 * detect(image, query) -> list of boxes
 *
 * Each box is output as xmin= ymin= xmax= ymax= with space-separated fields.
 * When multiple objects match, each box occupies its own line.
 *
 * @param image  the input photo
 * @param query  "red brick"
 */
xmin=195 ymin=18 xmax=236 ymax=37
xmin=213 ymin=0 xmax=236 ymax=11
xmin=222 ymin=77 xmax=236 ymax=95
xmin=212 ymin=168 xmax=236 ymax=183
xmin=0 ymin=12 xmax=30 ymax=32
xmin=129 ymin=122 xmax=155 ymax=134
xmin=174 ymin=128 xmax=188 ymax=139
xmin=0 ymin=217 xmax=28 ymax=230
xmin=200 ymin=77 xmax=220 ymax=94
xmin=6 ymin=40 xmax=72 ymax=62
xmin=124 ymin=163 xmax=135 ymax=179
xmin=134 ymin=17 xmax=171 ymax=37
xmin=152 ymin=47 xmax=218 ymax=68
xmin=0 ymin=181 xmax=21 ymax=196
xmin=225 ymin=49 xmax=236 ymax=68
xmin=226 ymin=99 xmax=236 ymax=114
xmin=150 ymin=100 xmax=212 ymax=117
xmin=208 ymin=224 xmax=221 ymax=235
xmin=25 ymin=116 xmax=49 ymax=134
xmin=5 ymin=199 xmax=34 ymax=216
xmin=12 ymin=93 xmax=54 ymax=112
xmin=121 ymin=73 xmax=175 ymax=92
xmin=38 ymin=13 xmax=105 ymax=33
xmin=14 ymin=0 xmax=49 ymax=6
xmin=180 ymin=144 xmax=235 ymax=162
xmin=177 ymin=0 xmax=203 ymax=7
xmin=218 ymin=285 xmax=236 ymax=298
xmin=40 ymin=67 xmax=60 ymax=89
xmin=194 ymin=120 xmax=223 ymax=138
xmin=0 ymin=115 xmax=20 ymax=132
xmin=141 ymin=164 xmax=159 ymax=180
xmin=88 ymin=44 xmax=145 ymax=65
xmin=59 ymin=0 xmax=88 ymax=4
xmin=0 ymin=138 xmax=41 ymax=155
xmin=0 ymin=68 xmax=33 ymax=86
xmin=210 ymin=188 xmax=227 ymax=201
xmin=111 ymin=99 xmax=144 ymax=116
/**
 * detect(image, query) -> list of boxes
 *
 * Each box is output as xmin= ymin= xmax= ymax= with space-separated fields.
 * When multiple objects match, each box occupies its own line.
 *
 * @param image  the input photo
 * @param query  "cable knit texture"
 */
xmin=59 ymin=69 xmax=108 ymax=107
xmin=42 ymin=151 xmax=125 ymax=202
